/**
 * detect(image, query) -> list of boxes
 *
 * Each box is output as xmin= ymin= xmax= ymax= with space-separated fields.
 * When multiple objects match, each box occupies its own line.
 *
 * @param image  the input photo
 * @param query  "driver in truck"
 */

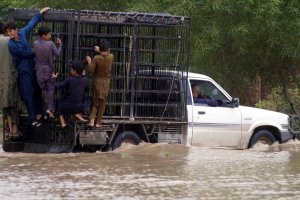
xmin=191 ymin=83 xmax=218 ymax=106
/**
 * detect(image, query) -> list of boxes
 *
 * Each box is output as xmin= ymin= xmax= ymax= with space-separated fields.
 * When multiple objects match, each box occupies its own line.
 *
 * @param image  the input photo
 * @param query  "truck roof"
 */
xmin=137 ymin=70 xmax=212 ymax=80
xmin=186 ymin=72 xmax=212 ymax=80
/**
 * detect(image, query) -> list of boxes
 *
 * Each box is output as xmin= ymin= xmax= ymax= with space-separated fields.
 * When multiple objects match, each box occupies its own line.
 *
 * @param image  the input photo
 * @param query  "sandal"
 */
xmin=32 ymin=121 xmax=42 ymax=127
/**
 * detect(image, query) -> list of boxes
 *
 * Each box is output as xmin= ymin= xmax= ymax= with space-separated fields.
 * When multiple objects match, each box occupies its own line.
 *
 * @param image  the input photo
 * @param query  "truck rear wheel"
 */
xmin=112 ymin=131 xmax=141 ymax=150
xmin=249 ymin=130 xmax=277 ymax=148
xmin=3 ymin=140 xmax=24 ymax=152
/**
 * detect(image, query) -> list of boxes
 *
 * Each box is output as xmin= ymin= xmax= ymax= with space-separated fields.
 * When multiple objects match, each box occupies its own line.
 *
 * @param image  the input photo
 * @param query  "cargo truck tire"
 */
xmin=112 ymin=131 xmax=141 ymax=150
xmin=249 ymin=130 xmax=277 ymax=148
xmin=3 ymin=140 xmax=24 ymax=152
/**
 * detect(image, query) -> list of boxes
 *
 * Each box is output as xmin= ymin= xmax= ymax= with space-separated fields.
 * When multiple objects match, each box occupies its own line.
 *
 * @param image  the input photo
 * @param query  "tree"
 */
xmin=127 ymin=0 xmax=300 ymax=105
xmin=2 ymin=0 xmax=300 ymax=107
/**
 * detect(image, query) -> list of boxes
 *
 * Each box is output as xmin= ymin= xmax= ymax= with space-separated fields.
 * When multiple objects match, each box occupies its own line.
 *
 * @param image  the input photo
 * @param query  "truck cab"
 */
xmin=186 ymin=72 xmax=295 ymax=149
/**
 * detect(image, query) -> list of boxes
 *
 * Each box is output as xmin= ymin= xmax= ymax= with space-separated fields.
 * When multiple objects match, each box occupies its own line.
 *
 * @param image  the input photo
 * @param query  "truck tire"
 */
xmin=3 ymin=140 xmax=24 ymax=152
xmin=112 ymin=131 xmax=141 ymax=150
xmin=249 ymin=130 xmax=277 ymax=148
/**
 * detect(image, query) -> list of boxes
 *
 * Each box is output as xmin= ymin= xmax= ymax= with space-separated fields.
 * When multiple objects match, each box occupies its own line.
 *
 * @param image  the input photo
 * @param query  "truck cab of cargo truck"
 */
xmin=185 ymin=72 xmax=296 ymax=149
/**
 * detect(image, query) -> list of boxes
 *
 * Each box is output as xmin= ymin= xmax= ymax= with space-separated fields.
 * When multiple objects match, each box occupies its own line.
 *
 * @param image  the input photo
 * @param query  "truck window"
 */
xmin=190 ymin=80 xmax=229 ymax=107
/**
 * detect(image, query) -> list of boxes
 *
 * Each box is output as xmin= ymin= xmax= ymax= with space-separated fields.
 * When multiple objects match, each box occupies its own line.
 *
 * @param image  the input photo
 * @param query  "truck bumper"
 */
xmin=280 ymin=130 xmax=295 ymax=143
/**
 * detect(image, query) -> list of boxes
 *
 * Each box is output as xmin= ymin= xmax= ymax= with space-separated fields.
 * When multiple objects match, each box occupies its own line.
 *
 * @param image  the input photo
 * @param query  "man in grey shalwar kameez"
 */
xmin=33 ymin=26 xmax=62 ymax=118
xmin=0 ymin=22 xmax=21 ymax=137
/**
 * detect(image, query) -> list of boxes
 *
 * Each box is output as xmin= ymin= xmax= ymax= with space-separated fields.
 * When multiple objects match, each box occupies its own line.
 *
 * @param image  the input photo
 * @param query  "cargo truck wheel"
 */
xmin=112 ymin=131 xmax=141 ymax=150
xmin=249 ymin=130 xmax=277 ymax=148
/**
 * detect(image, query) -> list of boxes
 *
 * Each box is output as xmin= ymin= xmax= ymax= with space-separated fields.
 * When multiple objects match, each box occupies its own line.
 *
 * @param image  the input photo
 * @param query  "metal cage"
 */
xmin=9 ymin=8 xmax=190 ymax=121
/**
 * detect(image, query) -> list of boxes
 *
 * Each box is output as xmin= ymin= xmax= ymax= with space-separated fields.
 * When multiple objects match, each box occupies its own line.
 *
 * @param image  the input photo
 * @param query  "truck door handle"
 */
xmin=198 ymin=111 xmax=206 ymax=115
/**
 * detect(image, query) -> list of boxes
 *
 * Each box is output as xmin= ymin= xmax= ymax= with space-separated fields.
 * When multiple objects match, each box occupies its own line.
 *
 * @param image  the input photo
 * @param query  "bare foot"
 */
xmin=75 ymin=114 xmax=87 ymax=122
xmin=87 ymin=118 xmax=95 ymax=127
xmin=47 ymin=110 xmax=55 ymax=118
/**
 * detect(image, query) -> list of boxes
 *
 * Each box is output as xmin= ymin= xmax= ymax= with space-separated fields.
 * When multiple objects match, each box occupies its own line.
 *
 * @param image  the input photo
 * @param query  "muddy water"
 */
xmin=0 ymin=136 xmax=300 ymax=199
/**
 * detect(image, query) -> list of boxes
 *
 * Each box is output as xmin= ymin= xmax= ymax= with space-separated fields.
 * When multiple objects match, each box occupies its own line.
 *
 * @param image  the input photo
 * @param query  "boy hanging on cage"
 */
xmin=0 ymin=22 xmax=22 ymax=139
xmin=55 ymin=61 xmax=89 ymax=128
xmin=3 ymin=7 xmax=50 ymax=126
xmin=85 ymin=40 xmax=114 ymax=128
xmin=33 ymin=26 xmax=62 ymax=118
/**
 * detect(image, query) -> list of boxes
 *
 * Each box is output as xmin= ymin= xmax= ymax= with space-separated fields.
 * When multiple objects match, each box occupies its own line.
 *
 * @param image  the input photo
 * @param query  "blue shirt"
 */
xmin=193 ymin=96 xmax=218 ymax=106
xmin=8 ymin=12 xmax=42 ymax=76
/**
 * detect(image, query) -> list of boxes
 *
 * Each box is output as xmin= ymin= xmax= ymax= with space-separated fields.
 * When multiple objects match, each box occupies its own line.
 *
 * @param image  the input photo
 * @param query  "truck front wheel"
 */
xmin=249 ymin=130 xmax=277 ymax=148
xmin=112 ymin=131 xmax=141 ymax=150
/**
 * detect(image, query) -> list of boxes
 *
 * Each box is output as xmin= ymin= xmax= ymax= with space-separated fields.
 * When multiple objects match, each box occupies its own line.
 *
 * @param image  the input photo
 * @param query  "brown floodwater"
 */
xmin=1 ymin=132 xmax=300 ymax=200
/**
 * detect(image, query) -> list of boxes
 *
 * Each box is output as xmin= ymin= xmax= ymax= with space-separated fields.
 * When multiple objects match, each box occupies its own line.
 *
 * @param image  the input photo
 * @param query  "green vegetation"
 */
xmin=1 ymin=0 xmax=300 ymax=112
xmin=256 ymin=86 xmax=300 ymax=115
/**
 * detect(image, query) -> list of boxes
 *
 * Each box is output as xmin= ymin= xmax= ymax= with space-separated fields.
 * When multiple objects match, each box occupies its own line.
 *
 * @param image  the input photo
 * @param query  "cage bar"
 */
xmin=9 ymin=8 xmax=189 ymax=121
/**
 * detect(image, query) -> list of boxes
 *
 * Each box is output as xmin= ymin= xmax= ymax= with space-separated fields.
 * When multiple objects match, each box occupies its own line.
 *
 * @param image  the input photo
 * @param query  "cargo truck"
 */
xmin=2 ymin=8 xmax=297 ymax=153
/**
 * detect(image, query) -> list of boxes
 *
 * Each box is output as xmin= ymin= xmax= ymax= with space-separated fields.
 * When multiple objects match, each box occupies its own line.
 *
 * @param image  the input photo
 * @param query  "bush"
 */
xmin=255 ymin=86 xmax=300 ymax=115
xmin=256 ymin=86 xmax=300 ymax=139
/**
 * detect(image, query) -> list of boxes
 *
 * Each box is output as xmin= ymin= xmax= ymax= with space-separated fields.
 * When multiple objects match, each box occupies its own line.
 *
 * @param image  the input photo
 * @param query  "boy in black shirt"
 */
xmin=55 ymin=61 xmax=88 ymax=128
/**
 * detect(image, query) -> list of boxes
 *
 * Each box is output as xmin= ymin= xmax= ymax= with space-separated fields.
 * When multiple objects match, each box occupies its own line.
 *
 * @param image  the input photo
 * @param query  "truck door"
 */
xmin=190 ymin=79 xmax=242 ymax=148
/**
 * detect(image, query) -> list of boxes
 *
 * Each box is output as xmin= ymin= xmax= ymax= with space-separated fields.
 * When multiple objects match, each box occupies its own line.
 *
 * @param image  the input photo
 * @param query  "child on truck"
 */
xmin=34 ymin=26 xmax=62 ymax=118
xmin=85 ymin=40 xmax=114 ymax=128
xmin=55 ymin=61 xmax=89 ymax=128
xmin=3 ymin=7 xmax=50 ymax=126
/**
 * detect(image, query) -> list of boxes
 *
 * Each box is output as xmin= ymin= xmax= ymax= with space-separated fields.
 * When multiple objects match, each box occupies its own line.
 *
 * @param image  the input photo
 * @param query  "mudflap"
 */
xmin=23 ymin=117 xmax=52 ymax=153
xmin=23 ymin=143 xmax=49 ymax=153
xmin=26 ymin=119 xmax=52 ymax=144
xmin=22 ymin=143 xmax=74 ymax=153
xmin=48 ymin=144 xmax=73 ymax=153
xmin=23 ymin=117 xmax=74 ymax=153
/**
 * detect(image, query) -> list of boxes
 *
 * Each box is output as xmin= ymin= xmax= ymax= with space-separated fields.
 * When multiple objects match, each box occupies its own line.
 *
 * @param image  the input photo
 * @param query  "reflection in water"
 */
xmin=0 ymin=140 xmax=300 ymax=199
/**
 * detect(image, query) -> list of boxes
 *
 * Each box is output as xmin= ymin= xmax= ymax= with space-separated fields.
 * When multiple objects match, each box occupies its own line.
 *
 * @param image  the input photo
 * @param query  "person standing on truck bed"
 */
xmin=55 ymin=61 xmax=89 ymax=128
xmin=0 ymin=22 xmax=21 ymax=138
xmin=3 ymin=7 xmax=51 ymax=126
xmin=85 ymin=40 xmax=114 ymax=128
xmin=191 ymin=83 xmax=218 ymax=106
xmin=33 ymin=26 xmax=62 ymax=118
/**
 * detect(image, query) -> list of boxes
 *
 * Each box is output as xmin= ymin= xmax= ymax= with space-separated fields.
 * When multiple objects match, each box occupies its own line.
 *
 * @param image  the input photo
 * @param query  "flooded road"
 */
xmin=1 ymin=134 xmax=300 ymax=199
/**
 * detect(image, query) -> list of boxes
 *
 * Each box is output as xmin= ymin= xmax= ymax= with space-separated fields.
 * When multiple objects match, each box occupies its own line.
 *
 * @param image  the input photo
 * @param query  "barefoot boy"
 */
xmin=55 ymin=61 xmax=88 ymax=128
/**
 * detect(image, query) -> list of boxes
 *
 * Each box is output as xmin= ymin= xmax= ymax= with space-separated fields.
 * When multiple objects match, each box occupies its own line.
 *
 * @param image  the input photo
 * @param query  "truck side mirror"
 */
xmin=232 ymin=97 xmax=239 ymax=108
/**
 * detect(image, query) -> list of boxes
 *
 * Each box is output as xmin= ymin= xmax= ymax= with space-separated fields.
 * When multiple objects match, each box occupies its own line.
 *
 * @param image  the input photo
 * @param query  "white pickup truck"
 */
xmin=3 ymin=71 xmax=296 ymax=153
xmin=185 ymin=72 xmax=296 ymax=149
xmin=3 ymin=8 xmax=296 ymax=153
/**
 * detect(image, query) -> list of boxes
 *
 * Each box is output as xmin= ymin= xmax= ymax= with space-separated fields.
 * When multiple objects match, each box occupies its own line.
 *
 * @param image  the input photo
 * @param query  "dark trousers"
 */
xmin=18 ymin=74 xmax=43 ymax=123
xmin=57 ymin=100 xmax=83 ymax=116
